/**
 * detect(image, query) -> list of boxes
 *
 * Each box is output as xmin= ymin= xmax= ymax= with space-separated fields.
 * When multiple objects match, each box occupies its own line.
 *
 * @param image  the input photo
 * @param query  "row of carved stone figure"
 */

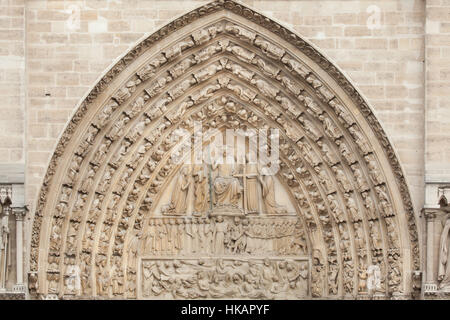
xmin=127 ymin=216 xmax=307 ymax=267
xmin=41 ymin=20 xmax=400 ymax=298
xmin=50 ymin=115 xmax=390 ymax=296
xmin=141 ymin=258 xmax=308 ymax=299
xmin=284 ymin=152 xmax=400 ymax=296
xmin=53 ymin=29 xmax=385 ymax=225
xmin=161 ymin=159 xmax=287 ymax=215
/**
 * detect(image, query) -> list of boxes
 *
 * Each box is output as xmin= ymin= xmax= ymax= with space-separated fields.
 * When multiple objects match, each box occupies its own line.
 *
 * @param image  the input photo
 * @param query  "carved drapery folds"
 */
xmin=30 ymin=0 xmax=419 ymax=300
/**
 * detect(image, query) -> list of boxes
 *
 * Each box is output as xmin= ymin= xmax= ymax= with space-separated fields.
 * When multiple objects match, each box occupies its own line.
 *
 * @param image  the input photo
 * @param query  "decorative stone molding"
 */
xmin=28 ymin=0 xmax=420 ymax=299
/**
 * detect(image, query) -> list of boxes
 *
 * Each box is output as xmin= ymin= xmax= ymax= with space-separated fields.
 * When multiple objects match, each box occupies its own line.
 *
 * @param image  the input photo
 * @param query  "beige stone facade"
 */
xmin=0 ymin=0 xmax=448 ymax=300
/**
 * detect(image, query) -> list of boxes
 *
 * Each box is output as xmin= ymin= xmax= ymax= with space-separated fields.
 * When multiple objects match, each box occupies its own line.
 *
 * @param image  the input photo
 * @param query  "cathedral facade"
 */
xmin=0 ymin=0 xmax=449 ymax=300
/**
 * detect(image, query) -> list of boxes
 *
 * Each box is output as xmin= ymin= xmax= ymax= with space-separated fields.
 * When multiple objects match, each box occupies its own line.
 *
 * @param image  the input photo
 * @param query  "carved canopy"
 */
xmin=29 ymin=0 xmax=420 ymax=299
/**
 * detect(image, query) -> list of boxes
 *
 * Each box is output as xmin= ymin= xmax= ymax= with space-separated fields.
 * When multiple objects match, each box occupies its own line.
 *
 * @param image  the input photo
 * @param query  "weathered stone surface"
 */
xmin=0 ymin=0 xmax=447 ymax=300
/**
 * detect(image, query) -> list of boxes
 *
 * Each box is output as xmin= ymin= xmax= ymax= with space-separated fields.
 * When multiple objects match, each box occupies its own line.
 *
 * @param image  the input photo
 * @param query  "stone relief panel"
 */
xmin=29 ymin=2 xmax=419 ymax=300
xmin=139 ymin=257 xmax=309 ymax=299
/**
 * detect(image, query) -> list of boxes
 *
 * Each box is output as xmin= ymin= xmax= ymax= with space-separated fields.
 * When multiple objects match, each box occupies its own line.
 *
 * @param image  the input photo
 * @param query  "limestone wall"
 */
xmin=0 ymin=0 xmax=25 ymax=183
xmin=22 ymin=0 xmax=426 ymax=219
xmin=424 ymin=1 xmax=450 ymax=210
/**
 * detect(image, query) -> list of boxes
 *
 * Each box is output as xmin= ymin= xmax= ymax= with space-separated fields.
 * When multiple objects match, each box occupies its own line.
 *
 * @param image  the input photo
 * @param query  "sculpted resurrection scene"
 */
xmin=2 ymin=0 xmax=440 ymax=300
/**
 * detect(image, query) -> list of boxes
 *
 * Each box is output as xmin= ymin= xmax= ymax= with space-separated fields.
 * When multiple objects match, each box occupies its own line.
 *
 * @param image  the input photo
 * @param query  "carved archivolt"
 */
xmin=29 ymin=0 xmax=420 ymax=299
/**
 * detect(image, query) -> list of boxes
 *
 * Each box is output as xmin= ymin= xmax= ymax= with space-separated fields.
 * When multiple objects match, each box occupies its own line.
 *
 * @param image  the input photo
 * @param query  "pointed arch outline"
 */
xmin=29 ymin=0 xmax=420 ymax=299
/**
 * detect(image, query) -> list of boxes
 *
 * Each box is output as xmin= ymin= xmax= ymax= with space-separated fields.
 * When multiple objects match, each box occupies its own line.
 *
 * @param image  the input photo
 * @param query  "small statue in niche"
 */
xmin=258 ymin=167 xmax=287 ymax=214
xmin=192 ymin=164 xmax=209 ymax=215
xmin=161 ymin=166 xmax=191 ymax=215
xmin=438 ymin=215 xmax=450 ymax=289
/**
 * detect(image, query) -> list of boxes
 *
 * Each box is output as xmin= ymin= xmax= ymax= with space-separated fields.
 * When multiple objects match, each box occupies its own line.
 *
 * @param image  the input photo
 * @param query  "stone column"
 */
xmin=0 ymin=206 xmax=10 ymax=292
xmin=12 ymin=207 xmax=26 ymax=292
xmin=423 ymin=209 xmax=438 ymax=294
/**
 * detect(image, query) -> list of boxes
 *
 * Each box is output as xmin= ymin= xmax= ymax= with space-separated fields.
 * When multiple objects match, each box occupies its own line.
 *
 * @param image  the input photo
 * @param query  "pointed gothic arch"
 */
xmin=29 ymin=0 xmax=420 ymax=299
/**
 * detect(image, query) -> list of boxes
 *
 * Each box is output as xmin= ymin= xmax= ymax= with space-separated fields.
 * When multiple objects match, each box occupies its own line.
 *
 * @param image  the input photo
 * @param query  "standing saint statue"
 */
xmin=0 ymin=205 xmax=10 ymax=289
xmin=162 ymin=166 xmax=191 ymax=215
xmin=438 ymin=216 xmax=450 ymax=289
xmin=213 ymin=216 xmax=227 ymax=254
xmin=212 ymin=151 xmax=242 ymax=208
xmin=192 ymin=164 xmax=209 ymax=215
xmin=128 ymin=230 xmax=143 ymax=270
xmin=244 ymin=151 xmax=260 ymax=213
xmin=258 ymin=167 xmax=287 ymax=214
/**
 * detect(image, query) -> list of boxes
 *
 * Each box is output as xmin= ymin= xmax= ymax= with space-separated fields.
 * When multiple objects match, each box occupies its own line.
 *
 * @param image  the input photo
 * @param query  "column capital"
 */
xmin=11 ymin=207 xmax=26 ymax=220
xmin=421 ymin=208 xmax=440 ymax=221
